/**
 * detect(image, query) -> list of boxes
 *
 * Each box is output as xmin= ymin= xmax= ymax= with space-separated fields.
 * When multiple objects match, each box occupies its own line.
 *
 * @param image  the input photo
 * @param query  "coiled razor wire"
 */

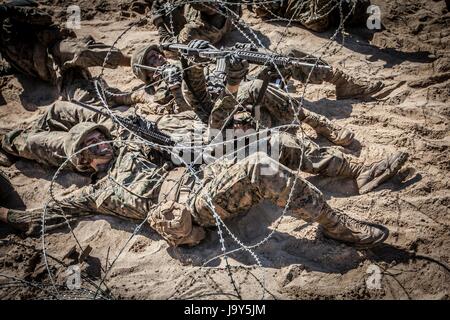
xmin=38 ymin=0 xmax=360 ymax=300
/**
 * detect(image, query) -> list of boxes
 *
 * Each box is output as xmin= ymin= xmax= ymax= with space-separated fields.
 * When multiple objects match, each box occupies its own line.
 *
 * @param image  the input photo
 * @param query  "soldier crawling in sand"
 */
xmin=0 ymin=1 xmax=409 ymax=252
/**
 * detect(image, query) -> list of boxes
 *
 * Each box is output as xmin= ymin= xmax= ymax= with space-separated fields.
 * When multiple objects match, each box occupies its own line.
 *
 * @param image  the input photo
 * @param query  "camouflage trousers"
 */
xmin=152 ymin=109 xmax=359 ymax=179
xmin=2 ymin=33 xmax=128 ymax=99
xmin=273 ymin=131 xmax=359 ymax=177
xmin=53 ymin=35 xmax=128 ymax=72
xmin=7 ymin=152 xmax=336 ymax=248
xmin=256 ymin=45 xmax=379 ymax=100
xmin=190 ymin=152 xmax=332 ymax=227
xmin=254 ymin=0 xmax=368 ymax=32
xmin=1 ymin=101 xmax=129 ymax=169
xmin=210 ymin=79 xmax=347 ymax=140
xmin=210 ymin=79 xmax=335 ymax=126
xmin=177 ymin=5 xmax=233 ymax=44
xmin=177 ymin=19 xmax=232 ymax=44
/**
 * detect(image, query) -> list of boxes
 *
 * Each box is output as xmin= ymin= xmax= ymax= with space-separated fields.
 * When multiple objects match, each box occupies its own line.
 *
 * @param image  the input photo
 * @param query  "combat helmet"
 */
xmin=64 ymin=122 xmax=112 ymax=172
xmin=131 ymin=44 xmax=164 ymax=83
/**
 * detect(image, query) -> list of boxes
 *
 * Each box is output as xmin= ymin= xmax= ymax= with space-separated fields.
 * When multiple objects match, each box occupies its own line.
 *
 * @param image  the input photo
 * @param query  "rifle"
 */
xmin=113 ymin=113 xmax=175 ymax=147
xmin=74 ymin=101 xmax=175 ymax=147
xmin=160 ymin=43 xmax=332 ymax=70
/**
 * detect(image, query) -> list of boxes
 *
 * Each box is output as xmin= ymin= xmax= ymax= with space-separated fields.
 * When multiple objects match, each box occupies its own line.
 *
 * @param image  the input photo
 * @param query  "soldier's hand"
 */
xmin=207 ymin=73 xmax=226 ymax=99
xmin=226 ymin=53 xmax=249 ymax=86
xmin=160 ymin=64 xmax=183 ymax=90
xmin=184 ymin=40 xmax=213 ymax=63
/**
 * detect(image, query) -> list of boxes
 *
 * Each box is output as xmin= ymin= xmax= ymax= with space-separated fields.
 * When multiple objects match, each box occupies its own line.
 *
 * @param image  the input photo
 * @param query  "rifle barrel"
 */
xmin=133 ymin=64 xmax=160 ymax=72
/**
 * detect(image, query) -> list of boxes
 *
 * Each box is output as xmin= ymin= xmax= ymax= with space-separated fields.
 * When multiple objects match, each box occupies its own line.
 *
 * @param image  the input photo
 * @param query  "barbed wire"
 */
xmin=31 ymin=0 xmax=360 ymax=300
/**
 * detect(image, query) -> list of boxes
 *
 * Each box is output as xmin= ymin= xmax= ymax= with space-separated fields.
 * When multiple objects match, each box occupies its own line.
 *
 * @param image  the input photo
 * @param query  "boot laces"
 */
xmin=335 ymin=210 xmax=374 ymax=234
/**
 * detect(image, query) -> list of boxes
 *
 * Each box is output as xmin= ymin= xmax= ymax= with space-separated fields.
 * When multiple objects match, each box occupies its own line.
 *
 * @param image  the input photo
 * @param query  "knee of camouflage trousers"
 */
xmin=177 ymin=21 xmax=226 ymax=44
xmin=279 ymin=46 xmax=333 ymax=84
xmin=272 ymin=131 xmax=358 ymax=177
xmin=192 ymin=152 xmax=331 ymax=227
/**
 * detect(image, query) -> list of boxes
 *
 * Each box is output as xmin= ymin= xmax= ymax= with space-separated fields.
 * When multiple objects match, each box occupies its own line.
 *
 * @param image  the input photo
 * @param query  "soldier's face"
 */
xmin=144 ymin=49 xmax=167 ymax=81
xmin=83 ymin=130 xmax=114 ymax=172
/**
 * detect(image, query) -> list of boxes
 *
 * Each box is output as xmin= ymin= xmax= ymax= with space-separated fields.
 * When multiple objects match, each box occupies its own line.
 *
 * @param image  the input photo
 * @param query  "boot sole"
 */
xmin=359 ymin=152 xmax=408 ymax=194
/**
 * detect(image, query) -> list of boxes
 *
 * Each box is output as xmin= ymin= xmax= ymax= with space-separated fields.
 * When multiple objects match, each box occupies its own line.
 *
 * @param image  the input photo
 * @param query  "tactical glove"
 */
xmin=160 ymin=63 xmax=183 ymax=90
xmin=226 ymin=53 xmax=249 ymax=86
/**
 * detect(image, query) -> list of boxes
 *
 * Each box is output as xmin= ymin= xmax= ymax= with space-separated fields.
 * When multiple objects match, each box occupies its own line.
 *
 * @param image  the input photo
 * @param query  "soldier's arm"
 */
xmin=209 ymin=92 xmax=239 ymax=129
xmin=5 ymin=184 xmax=98 ymax=236
xmin=151 ymin=0 xmax=179 ymax=44
xmin=181 ymin=56 xmax=211 ymax=109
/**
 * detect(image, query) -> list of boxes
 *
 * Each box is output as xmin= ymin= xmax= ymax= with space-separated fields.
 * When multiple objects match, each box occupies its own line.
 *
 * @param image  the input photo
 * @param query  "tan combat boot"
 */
xmin=327 ymin=69 xmax=385 ymax=100
xmin=302 ymin=111 xmax=355 ymax=146
xmin=317 ymin=207 xmax=389 ymax=248
xmin=356 ymin=151 xmax=408 ymax=194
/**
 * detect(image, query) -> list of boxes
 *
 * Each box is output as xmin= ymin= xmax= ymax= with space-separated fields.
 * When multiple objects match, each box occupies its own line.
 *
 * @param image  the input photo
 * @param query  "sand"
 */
xmin=0 ymin=0 xmax=449 ymax=299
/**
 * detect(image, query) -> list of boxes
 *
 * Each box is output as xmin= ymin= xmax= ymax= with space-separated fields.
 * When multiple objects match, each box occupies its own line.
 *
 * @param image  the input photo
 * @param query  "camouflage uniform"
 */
xmin=152 ymin=1 xmax=241 ymax=45
xmin=131 ymin=41 xmax=354 ymax=144
xmin=1 ymin=102 xmax=390 ymax=247
xmin=255 ymin=46 xmax=385 ymax=100
xmin=4 ymin=130 xmax=387 ymax=248
xmin=210 ymin=80 xmax=355 ymax=146
xmin=131 ymin=44 xmax=213 ymax=120
xmin=252 ymin=0 xmax=370 ymax=32
xmin=0 ymin=2 xmax=129 ymax=100
xmin=0 ymin=101 xmax=132 ymax=172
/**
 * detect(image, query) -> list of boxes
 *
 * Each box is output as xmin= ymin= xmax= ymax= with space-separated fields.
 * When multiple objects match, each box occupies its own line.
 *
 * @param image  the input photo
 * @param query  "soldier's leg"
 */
xmin=293 ymin=0 xmax=331 ymax=32
xmin=193 ymin=152 xmax=388 ymax=247
xmin=273 ymin=131 xmax=359 ymax=176
xmin=279 ymin=46 xmax=332 ymax=84
xmin=280 ymin=46 xmax=390 ymax=100
xmin=236 ymin=80 xmax=354 ymax=146
xmin=273 ymin=132 xmax=409 ymax=194
xmin=1 ymin=130 xmax=68 ymax=168
xmin=52 ymin=35 xmax=130 ymax=70
xmin=34 ymin=100 xmax=116 ymax=132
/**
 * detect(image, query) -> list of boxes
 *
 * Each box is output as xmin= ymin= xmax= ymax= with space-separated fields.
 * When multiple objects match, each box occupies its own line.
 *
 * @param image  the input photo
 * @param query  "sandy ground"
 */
xmin=0 ymin=0 xmax=449 ymax=299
